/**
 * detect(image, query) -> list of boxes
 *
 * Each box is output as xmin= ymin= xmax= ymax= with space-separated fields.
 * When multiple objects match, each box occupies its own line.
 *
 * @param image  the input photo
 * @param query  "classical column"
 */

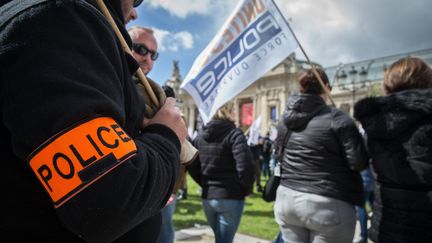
xmin=259 ymin=86 xmax=267 ymax=136
xmin=279 ymin=88 xmax=286 ymax=117
xmin=189 ymin=106 xmax=196 ymax=132
xmin=234 ymin=98 xmax=240 ymax=127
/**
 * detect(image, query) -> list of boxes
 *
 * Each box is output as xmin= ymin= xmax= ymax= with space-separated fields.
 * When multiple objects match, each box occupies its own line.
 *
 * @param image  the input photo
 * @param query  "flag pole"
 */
xmin=94 ymin=0 xmax=199 ymax=166
xmin=272 ymin=1 xmax=336 ymax=106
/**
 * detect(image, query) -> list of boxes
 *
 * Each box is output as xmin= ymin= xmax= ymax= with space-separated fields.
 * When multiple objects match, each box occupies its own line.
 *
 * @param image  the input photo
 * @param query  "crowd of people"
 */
xmin=1 ymin=0 xmax=431 ymax=243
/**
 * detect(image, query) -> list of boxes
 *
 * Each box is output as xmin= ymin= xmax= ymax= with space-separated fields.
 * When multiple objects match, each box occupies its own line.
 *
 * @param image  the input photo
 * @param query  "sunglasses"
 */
xmin=132 ymin=43 xmax=159 ymax=61
xmin=133 ymin=0 xmax=144 ymax=8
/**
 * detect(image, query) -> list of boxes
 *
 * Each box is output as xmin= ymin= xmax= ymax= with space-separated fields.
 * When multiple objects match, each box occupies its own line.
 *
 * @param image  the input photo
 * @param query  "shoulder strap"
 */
xmin=0 ymin=0 xmax=49 ymax=30
xmin=273 ymin=128 xmax=291 ymax=177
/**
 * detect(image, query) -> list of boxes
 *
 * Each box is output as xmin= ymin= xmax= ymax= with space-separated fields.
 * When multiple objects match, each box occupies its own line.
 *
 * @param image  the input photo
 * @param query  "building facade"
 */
xmin=326 ymin=48 xmax=432 ymax=115
xmin=166 ymin=48 xmax=432 ymax=137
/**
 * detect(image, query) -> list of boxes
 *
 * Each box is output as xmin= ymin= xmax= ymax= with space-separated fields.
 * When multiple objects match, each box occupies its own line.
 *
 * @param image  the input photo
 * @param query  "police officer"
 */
xmin=0 ymin=0 xmax=187 ymax=242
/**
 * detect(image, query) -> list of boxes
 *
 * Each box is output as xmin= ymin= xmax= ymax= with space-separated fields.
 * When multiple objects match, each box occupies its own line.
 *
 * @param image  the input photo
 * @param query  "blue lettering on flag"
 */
xmin=190 ymin=12 xmax=281 ymax=101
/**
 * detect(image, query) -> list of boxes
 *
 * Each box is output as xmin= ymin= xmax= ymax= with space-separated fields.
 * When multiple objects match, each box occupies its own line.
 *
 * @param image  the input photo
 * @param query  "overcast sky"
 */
xmin=129 ymin=0 xmax=432 ymax=84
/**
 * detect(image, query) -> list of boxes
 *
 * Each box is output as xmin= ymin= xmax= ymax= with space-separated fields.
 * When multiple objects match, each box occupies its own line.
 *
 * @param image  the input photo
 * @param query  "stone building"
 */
xmin=165 ymin=48 xmax=432 ymax=137
xmin=326 ymin=48 xmax=432 ymax=115
xmin=165 ymin=53 xmax=319 ymax=136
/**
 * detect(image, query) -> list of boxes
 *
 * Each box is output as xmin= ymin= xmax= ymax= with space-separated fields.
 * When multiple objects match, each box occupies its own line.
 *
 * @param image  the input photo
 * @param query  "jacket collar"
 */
xmin=354 ymin=89 xmax=432 ymax=139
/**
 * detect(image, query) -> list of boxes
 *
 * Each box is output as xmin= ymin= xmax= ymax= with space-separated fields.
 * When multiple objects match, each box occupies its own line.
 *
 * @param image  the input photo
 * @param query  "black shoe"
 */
xmin=257 ymin=185 xmax=263 ymax=192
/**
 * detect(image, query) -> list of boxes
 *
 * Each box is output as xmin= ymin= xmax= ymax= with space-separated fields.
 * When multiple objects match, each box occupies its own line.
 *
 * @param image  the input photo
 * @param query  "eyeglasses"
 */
xmin=133 ymin=0 xmax=144 ymax=8
xmin=132 ymin=43 xmax=159 ymax=61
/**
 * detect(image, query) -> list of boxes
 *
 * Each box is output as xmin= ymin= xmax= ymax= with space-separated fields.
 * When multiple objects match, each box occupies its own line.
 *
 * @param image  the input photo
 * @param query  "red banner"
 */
xmin=241 ymin=103 xmax=253 ymax=126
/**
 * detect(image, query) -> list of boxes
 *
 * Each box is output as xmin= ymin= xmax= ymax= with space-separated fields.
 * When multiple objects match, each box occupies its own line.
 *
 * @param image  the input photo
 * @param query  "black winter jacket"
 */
xmin=280 ymin=93 xmax=368 ymax=206
xmin=189 ymin=120 xmax=255 ymax=200
xmin=354 ymin=89 xmax=432 ymax=243
xmin=0 ymin=0 xmax=180 ymax=242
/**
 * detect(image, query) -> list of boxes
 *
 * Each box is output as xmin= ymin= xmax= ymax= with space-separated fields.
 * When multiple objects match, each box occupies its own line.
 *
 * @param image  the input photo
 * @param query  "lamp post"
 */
xmin=336 ymin=64 xmax=371 ymax=114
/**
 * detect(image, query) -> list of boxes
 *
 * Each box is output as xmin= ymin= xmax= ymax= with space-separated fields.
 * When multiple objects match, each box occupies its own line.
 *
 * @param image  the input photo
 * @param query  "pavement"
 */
xmin=174 ymin=224 xmax=270 ymax=243
xmin=174 ymin=221 xmax=372 ymax=243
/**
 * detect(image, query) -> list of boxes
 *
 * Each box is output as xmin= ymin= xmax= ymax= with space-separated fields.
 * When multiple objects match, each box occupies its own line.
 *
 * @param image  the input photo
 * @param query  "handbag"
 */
xmin=262 ymin=128 xmax=292 ymax=202
xmin=262 ymin=166 xmax=281 ymax=202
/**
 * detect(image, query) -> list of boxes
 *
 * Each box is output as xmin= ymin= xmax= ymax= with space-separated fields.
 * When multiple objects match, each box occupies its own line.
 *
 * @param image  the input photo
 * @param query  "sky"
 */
xmin=127 ymin=0 xmax=432 ymax=85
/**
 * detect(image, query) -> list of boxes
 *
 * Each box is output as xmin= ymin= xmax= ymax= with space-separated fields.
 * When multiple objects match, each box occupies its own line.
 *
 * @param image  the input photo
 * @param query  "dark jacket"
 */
xmin=274 ymin=120 xmax=289 ymax=161
xmin=0 ymin=0 xmax=180 ymax=242
xmin=280 ymin=93 xmax=368 ymax=206
xmin=354 ymin=89 xmax=432 ymax=243
xmin=189 ymin=120 xmax=255 ymax=199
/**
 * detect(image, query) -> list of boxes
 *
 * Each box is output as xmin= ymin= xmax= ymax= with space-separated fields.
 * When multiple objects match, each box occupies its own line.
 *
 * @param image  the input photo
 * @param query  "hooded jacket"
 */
xmin=0 ymin=0 xmax=180 ymax=242
xmin=354 ymin=89 xmax=432 ymax=243
xmin=189 ymin=120 xmax=255 ymax=200
xmin=280 ymin=93 xmax=368 ymax=206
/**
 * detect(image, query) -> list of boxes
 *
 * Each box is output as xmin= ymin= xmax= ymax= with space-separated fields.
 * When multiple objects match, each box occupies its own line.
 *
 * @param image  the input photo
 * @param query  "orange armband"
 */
xmin=28 ymin=117 xmax=137 ymax=207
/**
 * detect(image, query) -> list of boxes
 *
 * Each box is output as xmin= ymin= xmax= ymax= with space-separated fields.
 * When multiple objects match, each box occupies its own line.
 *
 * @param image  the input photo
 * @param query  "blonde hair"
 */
xmin=213 ymin=102 xmax=235 ymax=121
xmin=383 ymin=57 xmax=432 ymax=94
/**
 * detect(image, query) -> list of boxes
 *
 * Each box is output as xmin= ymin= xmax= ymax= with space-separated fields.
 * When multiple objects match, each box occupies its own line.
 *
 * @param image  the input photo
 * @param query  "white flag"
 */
xmin=270 ymin=126 xmax=278 ymax=141
xmin=247 ymin=116 xmax=262 ymax=146
xmin=180 ymin=0 xmax=298 ymax=123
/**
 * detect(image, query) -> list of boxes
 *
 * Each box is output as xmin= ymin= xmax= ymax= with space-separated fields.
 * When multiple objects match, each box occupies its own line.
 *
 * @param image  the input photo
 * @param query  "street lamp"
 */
xmin=336 ymin=65 xmax=370 ymax=114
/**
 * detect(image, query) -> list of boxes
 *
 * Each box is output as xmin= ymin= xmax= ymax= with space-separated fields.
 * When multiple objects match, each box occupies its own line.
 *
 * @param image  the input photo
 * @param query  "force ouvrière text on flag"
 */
xmin=180 ymin=0 xmax=298 ymax=123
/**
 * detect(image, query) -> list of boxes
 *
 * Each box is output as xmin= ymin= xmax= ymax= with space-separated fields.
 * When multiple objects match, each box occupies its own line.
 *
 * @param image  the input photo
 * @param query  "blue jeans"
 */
xmin=274 ymin=186 xmax=356 ymax=243
xmin=269 ymin=158 xmax=277 ymax=173
xmin=261 ymin=157 xmax=271 ymax=178
xmin=355 ymin=190 xmax=374 ymax=241
xmin=272 ymin=231 xmax=284 ymax=243
xmin=156 ymin=198 xmax=177 ymax=243
xmin=202 ymin=199 xmax=245 ymax=243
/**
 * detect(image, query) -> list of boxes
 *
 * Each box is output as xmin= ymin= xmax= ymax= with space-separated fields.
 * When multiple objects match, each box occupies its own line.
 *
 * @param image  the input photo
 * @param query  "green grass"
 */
xmin=173 ymin=175 xmax=279 ymax=240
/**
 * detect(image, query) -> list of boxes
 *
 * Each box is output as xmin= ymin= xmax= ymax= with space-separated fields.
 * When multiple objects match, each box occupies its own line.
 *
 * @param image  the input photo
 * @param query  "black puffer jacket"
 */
xmin=280 ymin=93 xmax=368 ymax=206
xmin=189 ymin=120 xmax=255 ymax=200
xmin=354 ymin=89 xmax=432 ymax=243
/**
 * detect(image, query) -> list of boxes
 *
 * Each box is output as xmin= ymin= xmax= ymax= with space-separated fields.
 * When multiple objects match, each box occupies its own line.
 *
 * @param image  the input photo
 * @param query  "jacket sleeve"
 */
xmin=187 ymin=137 xmax=202 ymax=187
xmin=0 ymin=1 xmax=179 ymax=242
xmin=231 ymin=129 xmax=255 ymax=196
xmin=332 ymin=111 xmax=369 ymax=172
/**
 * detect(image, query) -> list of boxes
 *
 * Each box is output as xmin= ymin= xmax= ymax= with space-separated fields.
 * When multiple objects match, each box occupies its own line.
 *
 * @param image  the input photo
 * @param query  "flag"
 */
xmin=180 ymin=0 xmax=298 ymax=123
xmin=270 ymin=126 xmax=278 ymax=141
xmin=247 ymin=115 xmax=262 ymax=146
